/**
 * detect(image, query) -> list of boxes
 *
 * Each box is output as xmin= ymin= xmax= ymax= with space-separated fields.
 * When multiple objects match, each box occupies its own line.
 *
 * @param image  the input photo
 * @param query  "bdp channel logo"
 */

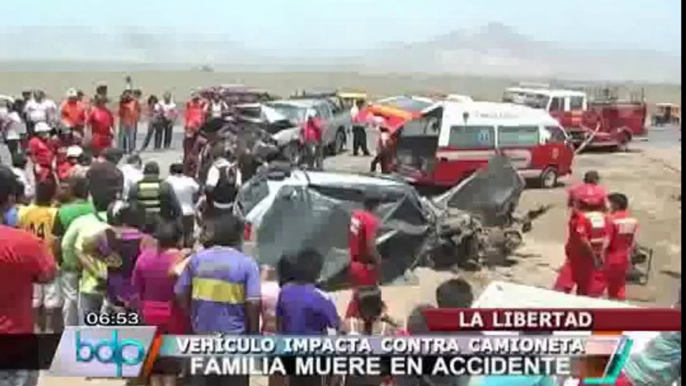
xmin=76 ymin=330 xmax=146 ymax=377
xmin=49 ymin=327 xmax=157 ymax=378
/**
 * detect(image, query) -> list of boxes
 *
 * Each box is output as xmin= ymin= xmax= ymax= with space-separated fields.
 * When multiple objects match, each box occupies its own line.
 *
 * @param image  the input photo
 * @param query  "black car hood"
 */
xmin=431 ymin=155 xmax=525 ymax=227
xmin=253 ymin=177 xmax=431 ymax=288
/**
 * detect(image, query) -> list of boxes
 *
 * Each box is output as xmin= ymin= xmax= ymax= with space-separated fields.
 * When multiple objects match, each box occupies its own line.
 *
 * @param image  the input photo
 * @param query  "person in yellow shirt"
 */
xmin=17 ymin=177 xmax=61 ymax=333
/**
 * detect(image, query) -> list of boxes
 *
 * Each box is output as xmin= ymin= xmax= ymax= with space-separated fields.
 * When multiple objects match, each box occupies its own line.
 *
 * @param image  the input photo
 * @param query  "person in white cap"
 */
xmin=56 ymin=146 xmax=85 ymax=181
xmin=24 ymin=90 xmax=57 ymax=135
xmin=60 ymin=88 xmax=87 ymax=145
xmin=27 ymin=122 xmax=57 ymax=181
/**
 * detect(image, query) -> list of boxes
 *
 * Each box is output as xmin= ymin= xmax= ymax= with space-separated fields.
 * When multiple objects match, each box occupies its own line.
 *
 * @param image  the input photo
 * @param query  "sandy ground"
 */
xmin=23 ymin=122 xmax=680 ymax=386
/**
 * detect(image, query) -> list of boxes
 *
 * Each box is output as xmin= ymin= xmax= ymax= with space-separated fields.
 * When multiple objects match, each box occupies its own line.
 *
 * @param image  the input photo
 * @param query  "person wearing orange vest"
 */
xmin=60 ymin=88 xmax=87 ymax=146
xmin=553 ymin=170 xmax=608 ymax=293
xmin=565 ymin=190 xmax=612 ymax=297
xmin=183 ymin=93 xmax=207 ymax=177
xmin=601 ymin=193 xmax=638 ymax=300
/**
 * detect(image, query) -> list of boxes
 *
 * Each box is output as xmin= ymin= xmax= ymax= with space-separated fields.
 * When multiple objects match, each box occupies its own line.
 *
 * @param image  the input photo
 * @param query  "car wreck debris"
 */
xmin=235 ymin=155 xmax=550 ymax=290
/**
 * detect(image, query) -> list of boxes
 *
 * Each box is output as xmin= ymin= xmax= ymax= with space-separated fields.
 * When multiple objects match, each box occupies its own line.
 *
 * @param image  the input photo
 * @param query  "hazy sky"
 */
xmin=5 ymin=0 xmax=682 ymax=54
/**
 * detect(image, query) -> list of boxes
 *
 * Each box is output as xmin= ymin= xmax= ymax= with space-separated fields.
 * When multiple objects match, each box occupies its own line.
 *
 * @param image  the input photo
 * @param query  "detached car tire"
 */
xmin=539 ymin=167 xmax=558 ymax=189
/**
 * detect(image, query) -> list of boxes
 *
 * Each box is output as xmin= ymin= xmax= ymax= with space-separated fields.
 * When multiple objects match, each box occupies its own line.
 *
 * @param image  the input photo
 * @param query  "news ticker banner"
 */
xmin=6 ymin=327 xmax=632 ymax=382
xmin=0 ymin=308 xmax=680 ymax=383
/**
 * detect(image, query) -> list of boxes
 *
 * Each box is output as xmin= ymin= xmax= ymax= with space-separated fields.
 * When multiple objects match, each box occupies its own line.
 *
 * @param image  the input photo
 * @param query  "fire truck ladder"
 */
xmin=574 ymin=122 xmax=602 ymax=154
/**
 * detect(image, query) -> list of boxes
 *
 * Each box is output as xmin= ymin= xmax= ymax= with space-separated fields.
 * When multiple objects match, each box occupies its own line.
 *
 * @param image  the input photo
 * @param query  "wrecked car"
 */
xmin=234 ymin=155 xmax=549 ymax=289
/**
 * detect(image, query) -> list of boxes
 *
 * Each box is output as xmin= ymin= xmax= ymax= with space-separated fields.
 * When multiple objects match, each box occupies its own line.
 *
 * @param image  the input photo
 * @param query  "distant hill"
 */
xmin=0 ymin=23 xmax=680 ymax=83
xmin=356 ymin=23 xmax=681 ymax=83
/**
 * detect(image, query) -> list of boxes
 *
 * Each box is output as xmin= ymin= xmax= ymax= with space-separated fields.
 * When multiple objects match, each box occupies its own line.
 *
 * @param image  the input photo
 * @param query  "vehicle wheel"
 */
xmin=283 ymin=142 xmax=301 ymax=165
xmin=617 ymin=132 xmax=631 ymax=152
xmin=539 ymin=167 xmax=558 ymax=189
xmin=335 ymin=129 xmax=346 ymax=154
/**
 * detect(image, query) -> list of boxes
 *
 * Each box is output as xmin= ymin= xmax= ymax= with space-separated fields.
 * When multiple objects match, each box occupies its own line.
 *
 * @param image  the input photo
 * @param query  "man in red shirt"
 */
xmin=87 ymin=94 xmax=115 ymax=156
xmin=183 ymin=93 xmax=207 ymax=177
xmin=346 ymin=195 xmax=383 ymax=318
xmin=554 ymin=170 xmax=608 ymax=293
xmin=564 ymin=192 xmax=612 ymax=297
xmin=301 ymin=109 xmax=323 ymax=170
xmin=0 ymin=167 xmax=56 ymax=386
xmin=600 ymin=193 xmax=638 ymax=300
xmin=0 ymin=165 xmax=57 ymax=333
xmin=28 ymin=122 xmax=58 ymax=182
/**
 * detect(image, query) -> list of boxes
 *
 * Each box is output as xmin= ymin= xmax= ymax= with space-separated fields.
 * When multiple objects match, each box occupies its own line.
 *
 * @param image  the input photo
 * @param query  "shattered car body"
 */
xmin=235 ymin=169 xmax=432 ymax=288
xmin=425 ymin=155 xmax=551 ymax=269
xmin=195 ymin=117 xmax=282 ymax=183
xmin=235 ymin=155 xmax=549 ymax=289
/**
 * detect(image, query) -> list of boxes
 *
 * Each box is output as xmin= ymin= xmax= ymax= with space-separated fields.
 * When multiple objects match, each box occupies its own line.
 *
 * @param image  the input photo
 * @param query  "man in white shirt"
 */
xmin=119 ymin=154 xmax=144 ymax=200
xmin=155 ymin=92 xmax=177 ymax=149
xmin=208 ymin=94 xmax=229 ymax=119
xmin=24 ymin=90 xmax=57 ymax=136
xmin=1 ymin=98 xmax=26 ymax=159
xmin=203 ymin=144 xmax=242 ymax=219
xmin=10 ymin=153 xmax=34 ymax=202
xmin=165 ymin=162 xmax=200 ymax=247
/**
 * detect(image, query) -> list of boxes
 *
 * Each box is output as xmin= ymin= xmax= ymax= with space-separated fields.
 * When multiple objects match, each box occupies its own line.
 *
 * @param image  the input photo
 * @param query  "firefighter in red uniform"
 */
xmin=346 ymin=195 xmax=383 ymax=318
xmin=565 ymin=190 xmax=612 ymax=297
xmin=601 ymin=193 xmax=638 ymax=300
xmin=554 ymin=170 xmax=608 ymax=293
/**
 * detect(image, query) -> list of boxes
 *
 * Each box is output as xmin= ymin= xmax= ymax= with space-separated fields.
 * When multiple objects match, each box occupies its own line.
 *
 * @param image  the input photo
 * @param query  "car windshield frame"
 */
xmin=265 ymin=102 xmax=307 ymax=123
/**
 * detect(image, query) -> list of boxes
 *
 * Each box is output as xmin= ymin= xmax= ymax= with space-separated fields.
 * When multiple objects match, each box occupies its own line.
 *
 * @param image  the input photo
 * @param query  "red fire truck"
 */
xmin=503 ymin=84 xmax=648 ymax=151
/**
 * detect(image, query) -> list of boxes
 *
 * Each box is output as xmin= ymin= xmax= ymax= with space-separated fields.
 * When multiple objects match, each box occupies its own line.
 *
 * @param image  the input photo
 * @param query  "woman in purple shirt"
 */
xmin=276 ymin=249 xmax=340 ymax=386
xmin=276 ymin=248 xmax=340 ymax=335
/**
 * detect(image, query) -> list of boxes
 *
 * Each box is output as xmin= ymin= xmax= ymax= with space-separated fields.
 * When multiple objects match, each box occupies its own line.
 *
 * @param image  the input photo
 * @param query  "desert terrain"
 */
xmin=0 ymin=71 xmax=682 ymax=108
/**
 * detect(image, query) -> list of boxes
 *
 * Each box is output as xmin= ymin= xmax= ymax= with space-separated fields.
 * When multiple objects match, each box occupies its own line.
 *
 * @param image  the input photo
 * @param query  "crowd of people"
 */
xmin=0 ymin=85 xmax=680 ymax=386
xmin=0 ymin=143 xmax=482 ymax=386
